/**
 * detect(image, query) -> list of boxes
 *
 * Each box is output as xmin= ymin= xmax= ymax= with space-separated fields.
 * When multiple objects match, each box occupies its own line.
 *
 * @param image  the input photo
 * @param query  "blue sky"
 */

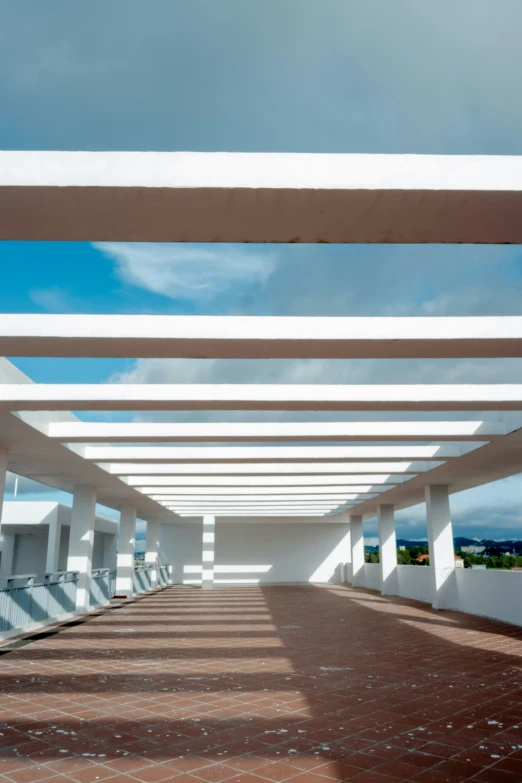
xmin=1 ymin=1 xmax=522 ymax=542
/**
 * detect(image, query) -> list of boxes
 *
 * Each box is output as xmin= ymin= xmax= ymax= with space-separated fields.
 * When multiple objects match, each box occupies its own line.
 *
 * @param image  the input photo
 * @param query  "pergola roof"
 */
xmin=1 ymin=314 xmax=522 ymax=523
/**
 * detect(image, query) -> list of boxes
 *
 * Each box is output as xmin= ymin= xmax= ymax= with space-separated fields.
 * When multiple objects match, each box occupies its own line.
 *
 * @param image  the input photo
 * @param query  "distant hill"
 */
xmin=364 ymin=537 xmax=522 ymax=553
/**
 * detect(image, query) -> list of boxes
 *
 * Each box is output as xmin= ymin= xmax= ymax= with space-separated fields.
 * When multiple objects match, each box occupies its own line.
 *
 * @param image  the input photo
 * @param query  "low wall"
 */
xmin=364 ymin=563 xmax=381 ymax=591
xmin=397 ymin=565 xmax=432 ymax=604
xmin=455 ymin=568 xmax=522 ymax=627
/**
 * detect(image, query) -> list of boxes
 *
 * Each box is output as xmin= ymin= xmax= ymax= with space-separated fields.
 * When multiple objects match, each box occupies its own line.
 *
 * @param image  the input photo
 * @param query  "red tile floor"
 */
xmin=1 ymin=585 xmax=522 ymax=783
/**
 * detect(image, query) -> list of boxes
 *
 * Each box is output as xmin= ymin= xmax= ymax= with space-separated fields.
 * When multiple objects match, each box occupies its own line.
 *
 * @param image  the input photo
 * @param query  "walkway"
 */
xmin=0 ymin=586 xmax=521 ymax=783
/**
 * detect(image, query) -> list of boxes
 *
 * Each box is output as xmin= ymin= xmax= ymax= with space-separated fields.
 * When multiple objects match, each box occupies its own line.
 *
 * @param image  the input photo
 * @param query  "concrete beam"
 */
xmin=83 ymin=444 xmax=468 ymax=462
xmin=143 ymin=485 xmax=382 ymax=495
xmin=47 ymin=418 xmax=507 ymax=441
xmin=106 ymin=462 xmax=426 ymax=475
xmin=3 ymin=314 xmax=522 ymax=359
xmin=1 ymin=151 xmax=522 ymax=243
xmin=3 ymin=383 xmax=522 ymax=411
xmin=123 ymin=475 xmax=406 ymax=487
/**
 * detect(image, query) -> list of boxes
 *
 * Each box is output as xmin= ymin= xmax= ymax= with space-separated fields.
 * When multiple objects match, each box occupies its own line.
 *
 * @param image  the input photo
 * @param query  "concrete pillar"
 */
xmin=202 ymin=514 xmax=215 ymax=589
xmin=116 ymin=505 xmax=137 ymax=598
xmin=426 ymin=485 xmax=457 ymax=610
xmin=67 ymin=486 xmax=97 ymax=612
xmin=0 ymin=447 xmax=7 ymax=523
xmin=342 ymin=523 xmax=352 ymax=582
xmin=378 ymin=504 xmax=398 ymax=595
xmin=145 ymin=517 xmax=160 ymax=589
xmin=350 ymin=514 xmax=365 ymax=587
xmin=0 ymin=532 xmax=15 ymax=579
xmin=45 ymin=512 xmax=61 ymax=574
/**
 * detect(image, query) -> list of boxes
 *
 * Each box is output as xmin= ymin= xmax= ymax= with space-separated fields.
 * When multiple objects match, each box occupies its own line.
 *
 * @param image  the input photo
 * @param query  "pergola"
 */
xmin=0 ymin=151 xmax=522 ymax=615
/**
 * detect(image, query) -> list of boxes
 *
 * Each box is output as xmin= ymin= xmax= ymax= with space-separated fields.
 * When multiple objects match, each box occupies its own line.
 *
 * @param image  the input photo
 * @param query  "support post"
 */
xmin=45 ymin=511 xmax=61 ymax=574
xmin=0 ymin=532 xmax=15 ymax=579
xmin=342 ymin=521 xmax=352 ymax=583
xmin=67 ymin=486 xmax=97 ymax=612
xmin=145 ymin=517 xmax=160 ymax=589
xmin=202 ymin=514 xmax=215 ymax=590
xmin=426 ymin=485 xmax=457 ymax=610
xmin=116 ymin=505 xmax=137 ymax=598
xmin=350 ymin=514 xmax=365 ymax=587
xmin=0 ymin=447 xmax=7 ymax=524
xmin=378 ymin=504 xmax=398 ymax=595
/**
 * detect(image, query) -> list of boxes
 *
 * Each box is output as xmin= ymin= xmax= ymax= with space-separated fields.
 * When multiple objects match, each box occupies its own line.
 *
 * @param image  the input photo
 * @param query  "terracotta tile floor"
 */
xmin=1 ymin=585 xmax=522 ymax=783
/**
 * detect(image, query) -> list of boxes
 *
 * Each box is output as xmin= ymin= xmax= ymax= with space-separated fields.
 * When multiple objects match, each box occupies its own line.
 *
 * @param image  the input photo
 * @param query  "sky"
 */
xmin=1 ymin=0 xmax=522 ymax=543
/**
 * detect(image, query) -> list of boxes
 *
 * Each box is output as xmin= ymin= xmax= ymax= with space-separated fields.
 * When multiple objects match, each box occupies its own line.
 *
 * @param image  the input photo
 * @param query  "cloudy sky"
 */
xmin=1 ymin=1 xmax=522 ymax=542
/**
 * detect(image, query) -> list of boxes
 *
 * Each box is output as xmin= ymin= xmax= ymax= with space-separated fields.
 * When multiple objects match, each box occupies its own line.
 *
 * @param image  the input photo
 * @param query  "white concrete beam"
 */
xmin=1 ymin=151 xmax=522 ymax=243
xmin=82 ymin=444 xmax=471 ymax=462
xmin=179 ymin=511 xmax=330 ymax=517
xmin=155 ymin=493 xmax=367 ymax=501
xmin=3 ymin=383 xmax=522 ymax=411
xmin=124 ymin=475 xmax=405 ymax=487
xmin=144 ymin=485 xmax=382 ymax=495
xmin=48 ymin=418 xmax=508 ymax=441
xmin=111 ymin=461 xmax=420 ymax=478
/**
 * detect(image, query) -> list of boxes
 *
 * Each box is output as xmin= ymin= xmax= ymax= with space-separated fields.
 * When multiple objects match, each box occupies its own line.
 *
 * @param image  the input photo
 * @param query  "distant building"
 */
xmin=460 ymin=545 xmax=485 ymax=554
xmin=398 ymin=546 xmax=406 ymax=551
xmin=454 ymin=555 xmax=464 ymax=567
xmin=415 ymin=553 xmax=430 ymax=563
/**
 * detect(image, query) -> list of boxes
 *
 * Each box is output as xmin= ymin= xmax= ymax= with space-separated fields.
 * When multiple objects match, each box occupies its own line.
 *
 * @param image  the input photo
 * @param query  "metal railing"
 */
xmin=158 ymin=563 xmax=171 ymax=587
xmin=133 ymin=564 xmax=153 ymax=594
xmin=0 ymin=571 xmax=78 ymax=634
xmin=89 ymin=568 xmax=116 ymax=609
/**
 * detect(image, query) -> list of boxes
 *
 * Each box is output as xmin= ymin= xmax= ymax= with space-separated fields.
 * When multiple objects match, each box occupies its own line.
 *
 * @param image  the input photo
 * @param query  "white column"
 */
xmin=202 ymin=514 xmax=215 ymax=590
xmin=45 ymin=512 xmax=61 ymax=573
xmin=350 ymin=514 xmax=365 ymax=587
xmin=67 ymin=486 xmax=97 ymax=612
xmin=342 ymin=522 xmax=352 ymax=583
xmin=0 ymin=532 xmax=15 ymax=579
xmin=0 ymin=447 xmax=7 ymax=523
xmin=116 ymin=505 xmax=137 ymax=598
xmin=378 ymin=504 xmax=398 ymax=595
xmin=426 ymin=485 xmax=457 ymax=610
xmin=145 ymin=517 xmax=160 ymax=588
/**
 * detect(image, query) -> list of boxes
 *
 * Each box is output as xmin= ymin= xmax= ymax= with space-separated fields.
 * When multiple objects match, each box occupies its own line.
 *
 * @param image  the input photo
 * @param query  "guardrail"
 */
xmin=133 ymin=564 xmax=153 ymax=594
xmin=158 ymin=563 xmax=172 ymax=587
xmin=0 ymin=571 xmax=78 ymax=634
xmin=89 ymin=568 xmax=116 ymax=608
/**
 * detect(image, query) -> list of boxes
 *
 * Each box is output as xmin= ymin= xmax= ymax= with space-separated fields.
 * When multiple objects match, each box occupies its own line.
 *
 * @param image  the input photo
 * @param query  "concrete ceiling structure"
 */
xmin=1 ymin=151 xmax=522 ymax=243
xmin=1 ymin=151 xmax=522 ymax=523
xmin=1 ymin=314 xmax=522 ymax=522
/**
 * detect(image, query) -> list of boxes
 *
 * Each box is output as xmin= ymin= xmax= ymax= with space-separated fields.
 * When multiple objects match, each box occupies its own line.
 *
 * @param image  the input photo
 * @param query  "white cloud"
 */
xmin=93 ymin=243 xmax=275 ymax=304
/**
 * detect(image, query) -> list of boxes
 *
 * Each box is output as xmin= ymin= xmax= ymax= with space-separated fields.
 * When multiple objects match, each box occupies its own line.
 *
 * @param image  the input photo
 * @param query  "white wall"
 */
xmin=161 ymin=521 xmax=351 ymax=585
xmin=397 ymin=565 xmax=432 ymax=604
xmin=455 ymin=568 xmax=522 ymax=627
xmin=13 ymin=530 xmax=48 ymax=575
xmin=364 ymin=563 xmax=381 ymax=591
